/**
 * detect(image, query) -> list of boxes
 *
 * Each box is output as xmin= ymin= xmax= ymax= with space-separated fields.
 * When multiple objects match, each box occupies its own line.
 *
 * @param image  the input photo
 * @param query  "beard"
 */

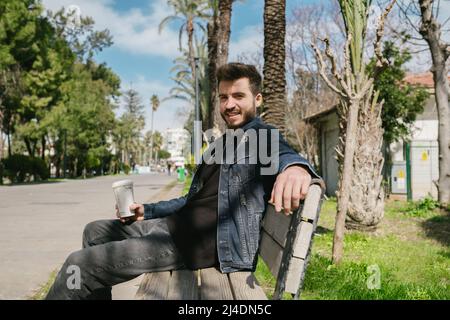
xmin=220 ymin=102 xmax=257 ymax=129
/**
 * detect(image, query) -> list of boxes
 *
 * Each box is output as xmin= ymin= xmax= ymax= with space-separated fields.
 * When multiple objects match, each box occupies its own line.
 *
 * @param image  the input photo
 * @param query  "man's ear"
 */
xmin=255 ymin=93 xmax=263 ymax=107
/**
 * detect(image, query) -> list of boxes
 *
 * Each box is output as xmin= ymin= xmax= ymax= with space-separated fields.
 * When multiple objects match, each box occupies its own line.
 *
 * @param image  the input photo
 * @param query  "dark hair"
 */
xmin=216 ymin=62 xmax=262 ymax=96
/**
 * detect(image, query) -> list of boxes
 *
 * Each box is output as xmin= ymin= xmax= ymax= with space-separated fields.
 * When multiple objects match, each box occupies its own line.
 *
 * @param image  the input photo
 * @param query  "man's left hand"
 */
xmin=270 ymin=165 xmax=312 ymax=215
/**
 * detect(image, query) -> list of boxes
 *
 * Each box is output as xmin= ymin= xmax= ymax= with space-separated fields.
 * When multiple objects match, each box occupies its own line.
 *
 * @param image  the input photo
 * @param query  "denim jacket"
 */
xmin=143 ymin=117 xmax=320 ymax=273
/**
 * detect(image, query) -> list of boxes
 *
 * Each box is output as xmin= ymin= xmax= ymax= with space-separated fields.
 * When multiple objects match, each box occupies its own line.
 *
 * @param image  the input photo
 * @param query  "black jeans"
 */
xmin=45 ymin=218 xmax=185 ymax=300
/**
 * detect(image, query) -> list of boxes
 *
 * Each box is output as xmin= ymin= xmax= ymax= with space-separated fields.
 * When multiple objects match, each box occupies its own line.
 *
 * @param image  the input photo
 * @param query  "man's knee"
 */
xmin=82 ymin=220 xmax=111 ymax=247
xmin=66 ymin=250 xmax=87 ymax=269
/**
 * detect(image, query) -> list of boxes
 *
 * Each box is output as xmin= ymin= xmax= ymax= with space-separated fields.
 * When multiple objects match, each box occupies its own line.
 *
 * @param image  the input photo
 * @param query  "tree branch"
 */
xmin=311 ymin=42 xmax=346 ymax=97
xmin=374 ymin=0 xmax=397 ymax=68
xmin=322 ymin=37 xmax=350 ymax=94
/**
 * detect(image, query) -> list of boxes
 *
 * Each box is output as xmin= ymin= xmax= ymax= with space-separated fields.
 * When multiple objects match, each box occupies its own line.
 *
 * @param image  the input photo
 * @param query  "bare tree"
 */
xmin=417 ymin=0 xmax=450 ymax=206
xmin=312 ymin=0 xmax=396 ymax=263
xmin=284 ymin=2 xmax=342 ymax=163
xmin=392 ymin=0 xmax=450 ymax=206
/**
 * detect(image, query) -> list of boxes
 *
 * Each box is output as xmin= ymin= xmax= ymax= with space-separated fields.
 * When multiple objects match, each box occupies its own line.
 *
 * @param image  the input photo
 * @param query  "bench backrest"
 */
xmin=259 ymin=179 xmax=325 ymax=299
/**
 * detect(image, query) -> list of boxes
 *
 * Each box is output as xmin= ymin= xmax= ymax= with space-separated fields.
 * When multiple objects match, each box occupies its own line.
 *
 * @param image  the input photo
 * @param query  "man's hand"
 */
xmin=270 ymin=165 xmax=312 ymax=215
xmin=115 ymin=203 xmax=144 ymax=223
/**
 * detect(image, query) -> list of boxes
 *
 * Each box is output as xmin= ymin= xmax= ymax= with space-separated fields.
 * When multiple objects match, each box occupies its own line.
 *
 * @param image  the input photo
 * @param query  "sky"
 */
xmin=40 ymin=0 xmax=318 ymax=135
xmin=39 ymin=0 xmax=448 ymax=135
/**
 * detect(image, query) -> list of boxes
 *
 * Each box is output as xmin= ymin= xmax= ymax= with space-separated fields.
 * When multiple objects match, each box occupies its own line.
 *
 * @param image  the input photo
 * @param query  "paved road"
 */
xmin=0 ymin=173 xmax=176 ymax=299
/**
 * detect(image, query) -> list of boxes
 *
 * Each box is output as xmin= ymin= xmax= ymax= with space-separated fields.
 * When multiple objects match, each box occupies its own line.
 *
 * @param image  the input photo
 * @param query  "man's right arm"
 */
xmin=143 ymin=195 xmax=188 ymax=220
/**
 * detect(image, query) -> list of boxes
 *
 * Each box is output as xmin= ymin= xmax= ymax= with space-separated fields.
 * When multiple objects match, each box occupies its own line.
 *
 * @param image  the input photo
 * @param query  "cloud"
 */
xmin=120 ymin=76 xmax=189 ymax=133
xmin=41 ymin=0 xmax=181 ymax=59
xmin=229 ymin=25 xmax=263 ymax=61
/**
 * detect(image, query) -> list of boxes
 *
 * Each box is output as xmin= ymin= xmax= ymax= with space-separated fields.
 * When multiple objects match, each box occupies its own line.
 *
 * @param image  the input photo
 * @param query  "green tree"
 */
xmin=160 ymin=0 xmax=210 ymax=89
xmin=0 ymin=0 xmax=49 ymax=158
xmin=114 ymin=88 xmax=145 ymax=167
xmin=46 ymin=63 xmax=117 ymax=177
xmin=369 ymin=41 xmax=429 ymax=144
xmin=49 ymin=6 xmax=113 ymax=63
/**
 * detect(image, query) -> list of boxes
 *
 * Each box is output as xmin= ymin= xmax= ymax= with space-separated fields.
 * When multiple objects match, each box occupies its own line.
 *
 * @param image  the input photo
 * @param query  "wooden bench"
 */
xmin=135 ymin=179 xmax=325 ymax=300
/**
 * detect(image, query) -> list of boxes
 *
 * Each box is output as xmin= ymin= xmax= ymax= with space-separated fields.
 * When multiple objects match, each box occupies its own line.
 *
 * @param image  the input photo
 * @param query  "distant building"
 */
xmin=162 ymin=128 xmax=190 ymax=163
xmin=304 ymin=72 xmax=446 ymax=201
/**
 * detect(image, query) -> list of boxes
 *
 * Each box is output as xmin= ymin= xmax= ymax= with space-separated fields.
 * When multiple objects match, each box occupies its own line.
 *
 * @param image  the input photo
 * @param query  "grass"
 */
xmin=33 ymin=179 xmax=449 ymax=300
xmin=182 ymin=175 xmax=193 ymax=195
xmin=254 ymin=197 xmax=450 ymax=300
xmin=28 ymin=269 xmax=58 ymax=300
xmin=182 ymin=177 xmax=449 ymax=299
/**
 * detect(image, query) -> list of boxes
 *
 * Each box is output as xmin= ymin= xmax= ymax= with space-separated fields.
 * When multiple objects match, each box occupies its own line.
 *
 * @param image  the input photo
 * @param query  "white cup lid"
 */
xmin=112 ymin=179 xmax=133 ymax=188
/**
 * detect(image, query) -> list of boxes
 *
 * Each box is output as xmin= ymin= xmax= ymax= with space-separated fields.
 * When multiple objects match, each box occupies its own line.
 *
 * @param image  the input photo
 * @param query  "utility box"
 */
xmin=391 ymin=161 xmax=407 ymax=194
xmin=410 ymin=140 xmax=439 ymax=200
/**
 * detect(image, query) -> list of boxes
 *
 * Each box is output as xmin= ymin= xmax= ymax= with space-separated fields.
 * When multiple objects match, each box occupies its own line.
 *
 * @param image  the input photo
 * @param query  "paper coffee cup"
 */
xmin=112 ymin=179 xmax=135 ymax=218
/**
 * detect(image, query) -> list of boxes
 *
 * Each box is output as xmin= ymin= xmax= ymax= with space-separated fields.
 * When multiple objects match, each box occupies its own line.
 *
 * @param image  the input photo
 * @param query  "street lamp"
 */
xmin=193 ymin=57 xmax=201 ymax=164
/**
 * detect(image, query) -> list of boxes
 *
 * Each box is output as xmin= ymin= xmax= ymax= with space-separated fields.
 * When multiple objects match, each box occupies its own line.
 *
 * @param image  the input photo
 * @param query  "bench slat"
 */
xmin=293 ymin=221 xmax=314 ymax=259
xmin=199 ymin=268 xmax=234 ymax=300
xmin=135 ymin=271 xmax=170 ymax=300
xmin=300 ymin=185 xmax=322 ymax=221
xmin=259 ymin=229 xmax=284 ymax=278
xmin=227 ymin=272 xmax=268 ymax=300
xmin=284 ymin=257 xmax=305 ymax=294
xmin=167 ymin=269 xmax=199 ymax=300
xmin=261 ymin=205 xmax=291 ymax=248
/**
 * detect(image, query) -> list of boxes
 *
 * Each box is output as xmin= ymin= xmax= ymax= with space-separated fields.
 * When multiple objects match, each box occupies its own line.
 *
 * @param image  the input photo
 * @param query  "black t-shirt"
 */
xmin=166 ymin=163 xmax=220 ymax=270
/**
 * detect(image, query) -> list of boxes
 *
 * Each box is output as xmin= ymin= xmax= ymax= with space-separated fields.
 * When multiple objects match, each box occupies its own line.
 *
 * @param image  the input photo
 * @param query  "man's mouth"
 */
xmin=226 ymin=112 xmax=241 ymax=120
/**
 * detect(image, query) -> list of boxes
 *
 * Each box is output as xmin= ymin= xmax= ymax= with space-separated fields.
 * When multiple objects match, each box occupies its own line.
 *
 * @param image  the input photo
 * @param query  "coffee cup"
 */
xmin=112 ymin=179 xmax=135 ymax=218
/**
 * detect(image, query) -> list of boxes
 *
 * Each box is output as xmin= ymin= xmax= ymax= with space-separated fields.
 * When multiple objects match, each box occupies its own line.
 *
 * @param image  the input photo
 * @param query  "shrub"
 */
xmin=1 ymin=155 xmax=49 ymax=183
xmin=404 ymin=196 xmax=440 ymax=217
xmin=122 ymin=164 xmax=131 ymax=175
xmin=30 ymin=157 xmax=50 ymax=180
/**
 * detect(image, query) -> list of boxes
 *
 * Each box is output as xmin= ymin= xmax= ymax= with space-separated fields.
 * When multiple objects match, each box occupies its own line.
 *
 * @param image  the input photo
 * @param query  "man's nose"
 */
xmin=224 ymin=97 xmax=236 ymax=109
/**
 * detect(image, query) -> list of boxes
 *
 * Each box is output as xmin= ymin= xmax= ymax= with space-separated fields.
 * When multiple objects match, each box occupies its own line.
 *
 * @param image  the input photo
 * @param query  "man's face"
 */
xmin=218 ymin=77 xmax=262 ymax=129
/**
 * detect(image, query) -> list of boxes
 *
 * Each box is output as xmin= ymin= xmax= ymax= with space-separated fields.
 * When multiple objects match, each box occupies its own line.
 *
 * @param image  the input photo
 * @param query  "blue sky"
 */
xmin=41 ymin=0 xmax=317 ymax=134
xmin=39 ymin=0 xmax=447 ymax=134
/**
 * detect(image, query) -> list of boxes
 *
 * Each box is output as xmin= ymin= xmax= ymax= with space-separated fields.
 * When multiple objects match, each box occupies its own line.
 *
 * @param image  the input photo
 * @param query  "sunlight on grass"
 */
xmin=254 ymin=198 xmax=450 ymax=300
xmin=28 ymin=269 xmax=58 ymax=300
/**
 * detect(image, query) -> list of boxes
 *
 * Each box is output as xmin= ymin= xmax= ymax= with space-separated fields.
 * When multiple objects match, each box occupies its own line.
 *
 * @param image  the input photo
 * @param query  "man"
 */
xmin=45 ymin=63 xmax=319 ymax=300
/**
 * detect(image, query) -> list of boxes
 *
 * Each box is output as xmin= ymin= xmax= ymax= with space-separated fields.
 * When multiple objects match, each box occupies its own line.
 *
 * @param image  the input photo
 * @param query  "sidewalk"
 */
xmin=111 ymin=181 xmax=185 ymax=300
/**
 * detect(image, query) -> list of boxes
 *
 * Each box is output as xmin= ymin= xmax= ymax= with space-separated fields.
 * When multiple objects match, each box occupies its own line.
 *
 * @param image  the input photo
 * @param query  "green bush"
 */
xmin=301 ymin=254 xmax=449 ymax=300
xmin=31 ymin=157 xmax=49 ymax=180
xmin=403 ymin=196 xmax=440 ymax=217
xmin=122 ymin=164 xmax=131 ymax=175
xmin=1 ymin=154 xmax=49 ymax=183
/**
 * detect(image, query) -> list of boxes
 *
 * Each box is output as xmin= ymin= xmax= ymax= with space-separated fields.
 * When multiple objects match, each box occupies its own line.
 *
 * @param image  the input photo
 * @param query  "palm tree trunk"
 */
xmin=262 ymin=0 xmax=287 ymax=135
xmin=208 ymin=0 xmax=233 ymax=132
xmin=333 ymin=99 xmax=359 ymax=264
xmin=343 ymin=88 xmax=385 ymax=231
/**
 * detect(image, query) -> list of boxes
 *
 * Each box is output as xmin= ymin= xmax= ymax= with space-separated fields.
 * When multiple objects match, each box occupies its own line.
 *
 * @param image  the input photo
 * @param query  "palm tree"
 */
xmin=166 ymin=36 xmax=210 ymax=131
xmin=159 ymin=0 xmax=210 ymax=93
xmin=262 ymin=0 xmax=287 ymax=135
xmin=311 ymin=0 xmax=396 ymax=263
xmin=207 ymin=0 xmax=233 ymax=132
xmin=149 ymin=94 xmax=159 ymax=163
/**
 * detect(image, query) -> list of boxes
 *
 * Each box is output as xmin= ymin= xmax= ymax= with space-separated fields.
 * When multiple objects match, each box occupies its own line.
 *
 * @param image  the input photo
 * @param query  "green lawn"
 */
xmin=255 ymin=197 xmax=450 ymax=300
xmin=183 ymin=178 xmax=449 ymax=299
